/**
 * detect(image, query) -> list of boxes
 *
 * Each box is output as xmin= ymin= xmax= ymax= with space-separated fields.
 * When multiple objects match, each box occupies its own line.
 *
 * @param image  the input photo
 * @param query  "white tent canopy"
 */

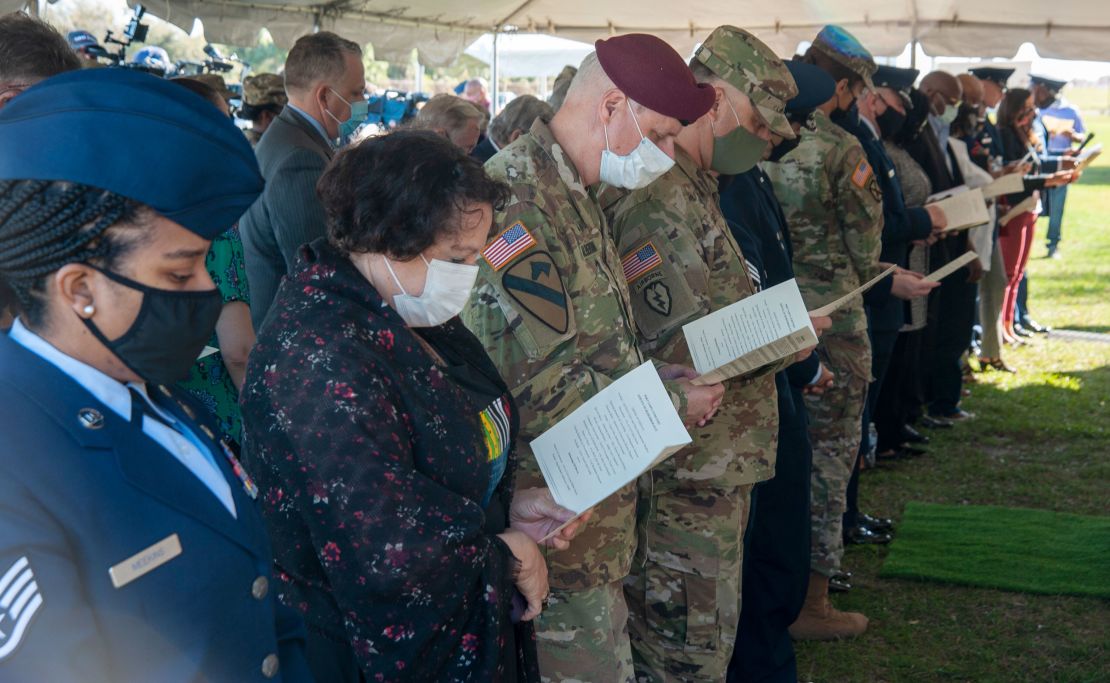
xmin=10 ymin=0 xmax=1110 ymax=66
xmin=464 ymin=33 xmax=593 ymax=78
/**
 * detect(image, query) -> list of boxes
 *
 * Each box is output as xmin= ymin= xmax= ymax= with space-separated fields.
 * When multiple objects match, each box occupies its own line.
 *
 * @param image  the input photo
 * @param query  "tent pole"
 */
xmin=491 ymin=30 xmax=500 ymax=116
xmin=910 ymin=39 xmax=918 ymax=69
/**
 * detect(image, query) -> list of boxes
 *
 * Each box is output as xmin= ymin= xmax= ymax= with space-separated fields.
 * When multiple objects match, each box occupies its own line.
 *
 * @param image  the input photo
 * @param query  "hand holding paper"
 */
xmin=926 ymin=188 xmax=990 ymax=232
xmin=532 ymin=361 xmax=692 ymax=542
xmin=683 ymin=279 xmax=817 ymax=386
xmin=808 ymin=265 xmax=898 ymax=317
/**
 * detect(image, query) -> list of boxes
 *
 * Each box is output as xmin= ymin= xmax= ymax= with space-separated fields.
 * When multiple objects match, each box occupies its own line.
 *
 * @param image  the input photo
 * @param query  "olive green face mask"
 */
xmin=710 ymin=95 xmax=769 ymax=175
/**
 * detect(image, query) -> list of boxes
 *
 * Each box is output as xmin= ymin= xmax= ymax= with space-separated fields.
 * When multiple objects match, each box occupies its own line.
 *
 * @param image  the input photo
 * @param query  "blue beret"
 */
xmin=0 ymin=68 xmax=263 ymax=240
xmin=784 ymin=60 xmax=836 ymax=113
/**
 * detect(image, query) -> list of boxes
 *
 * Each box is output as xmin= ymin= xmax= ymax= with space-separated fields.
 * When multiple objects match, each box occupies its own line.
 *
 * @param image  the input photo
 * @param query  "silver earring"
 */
xmin=83 ymin=304 xmax=95 ymax=316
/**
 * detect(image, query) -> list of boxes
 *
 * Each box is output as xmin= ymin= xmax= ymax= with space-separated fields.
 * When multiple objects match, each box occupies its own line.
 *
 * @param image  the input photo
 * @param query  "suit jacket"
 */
xmin=471 ymin=136 xmax=498 ymax=163
xmin=239 ymin=106 xmax=334 ymax=329
xmin=0 ymin=332 xmax=311 ymax=682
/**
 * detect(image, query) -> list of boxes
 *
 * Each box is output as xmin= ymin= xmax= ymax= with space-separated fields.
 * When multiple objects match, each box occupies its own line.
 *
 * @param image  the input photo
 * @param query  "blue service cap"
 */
xmin=67 ymin=30 xmax=100 ymax=50
xmin=1029 ymin=74 xmax=1067 ymax=92
xmin=0 ymin=68 xmax=263 ymax=239
xmin=784 ymin=60 xmax=836 ymax=113
xmin=873 ymin=65 xmax=919 ymax=108
xmin=968 ymin=66 xmax=1014 ymax=87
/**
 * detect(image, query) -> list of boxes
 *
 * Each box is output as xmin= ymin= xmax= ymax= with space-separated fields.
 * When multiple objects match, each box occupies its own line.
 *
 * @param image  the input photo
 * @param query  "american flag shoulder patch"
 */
xmin=851 ymin=157 xmax=873 ymax=189
xmin=482 ymin=222 xmax=536 ymax=271
xmin=622 ymin=242 xmax=663 ymax=283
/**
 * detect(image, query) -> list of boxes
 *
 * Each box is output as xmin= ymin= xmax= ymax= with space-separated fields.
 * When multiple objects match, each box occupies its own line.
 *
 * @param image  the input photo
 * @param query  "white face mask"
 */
xmin=382 ymin=254 xmax=478 ymax=327
xmin=599 ymin=100 xmax=675 ymax=189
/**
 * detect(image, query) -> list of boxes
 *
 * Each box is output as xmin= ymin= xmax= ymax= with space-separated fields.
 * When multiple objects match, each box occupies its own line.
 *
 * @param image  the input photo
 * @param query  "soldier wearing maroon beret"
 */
xmin=462 ymin=33 xmax=722 ymax=683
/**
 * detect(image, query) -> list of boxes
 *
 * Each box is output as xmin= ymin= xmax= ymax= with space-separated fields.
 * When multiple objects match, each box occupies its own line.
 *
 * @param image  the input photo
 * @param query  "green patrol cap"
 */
xmin=693 ymin=25 xmax=798 ymax=139
xmin=811 ymin=25 xmax=877 ymax=91
xmin=242 ymin=73 xmax=287 ymax=108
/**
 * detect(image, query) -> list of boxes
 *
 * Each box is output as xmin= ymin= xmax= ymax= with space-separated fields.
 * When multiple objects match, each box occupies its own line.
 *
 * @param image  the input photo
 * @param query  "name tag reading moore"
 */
xmin=109 ymin=534 xmax=182 ymax=589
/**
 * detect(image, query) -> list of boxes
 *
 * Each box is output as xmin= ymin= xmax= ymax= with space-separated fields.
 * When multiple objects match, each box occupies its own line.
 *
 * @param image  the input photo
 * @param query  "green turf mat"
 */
xmin=880 ymin=502 xmax=1110 ymax=598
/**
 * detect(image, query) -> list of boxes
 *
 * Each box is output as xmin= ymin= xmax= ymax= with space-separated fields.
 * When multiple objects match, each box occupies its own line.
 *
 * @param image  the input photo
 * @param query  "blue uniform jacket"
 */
xmin=720 ymin=168 xmax=821 ymax=417
xmin=833 ymin=108 xmax=932 ymax=332
xmin=0 ymin=332 xmax=312 ymax=682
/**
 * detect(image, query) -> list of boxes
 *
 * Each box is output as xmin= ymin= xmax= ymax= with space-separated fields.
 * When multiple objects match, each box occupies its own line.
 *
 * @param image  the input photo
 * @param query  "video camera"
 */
xmin=102 ymin=4 xmax=150 ymax=66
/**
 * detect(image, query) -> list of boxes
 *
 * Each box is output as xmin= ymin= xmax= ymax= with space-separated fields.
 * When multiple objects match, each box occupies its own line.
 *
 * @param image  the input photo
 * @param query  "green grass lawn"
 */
xmin=793 ymin=118 xmax=1110 ymax=682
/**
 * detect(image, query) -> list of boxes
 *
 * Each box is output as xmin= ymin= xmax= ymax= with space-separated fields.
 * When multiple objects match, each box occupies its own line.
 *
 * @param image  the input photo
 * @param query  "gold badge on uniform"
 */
xmin=108 ymin=534 xmax=182 ymax=589
xmin=502 ymin=251 xmax=568 ymax=333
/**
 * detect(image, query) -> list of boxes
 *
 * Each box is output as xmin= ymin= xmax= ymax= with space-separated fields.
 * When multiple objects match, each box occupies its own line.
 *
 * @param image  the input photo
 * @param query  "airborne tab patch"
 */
xmin=482 ymin=221 xmax=536 ymax=271
xmin=503 ymin=251 xmax=569 ymax=333
xmin=621 ymin=242 xmax=663 ymax=284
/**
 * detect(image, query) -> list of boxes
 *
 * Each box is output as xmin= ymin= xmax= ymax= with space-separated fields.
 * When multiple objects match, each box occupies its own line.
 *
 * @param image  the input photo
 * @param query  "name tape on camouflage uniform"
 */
xmin=482 ymin=222 xmax=536 ymax=271
xmin=621 ymin=242 xmax=663 ymax=283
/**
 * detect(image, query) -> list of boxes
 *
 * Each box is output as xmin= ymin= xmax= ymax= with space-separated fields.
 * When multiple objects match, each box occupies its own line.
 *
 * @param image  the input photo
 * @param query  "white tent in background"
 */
xmin=464 ymin=33 xmax=593 ymax=78
xmin=10 ymin=0 xmax=1107 ymax=67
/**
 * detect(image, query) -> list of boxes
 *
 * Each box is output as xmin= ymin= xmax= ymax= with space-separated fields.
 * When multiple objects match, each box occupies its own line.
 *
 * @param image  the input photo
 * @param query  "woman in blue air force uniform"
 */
xmin=0 ymin=69 xmax=311 ymax=682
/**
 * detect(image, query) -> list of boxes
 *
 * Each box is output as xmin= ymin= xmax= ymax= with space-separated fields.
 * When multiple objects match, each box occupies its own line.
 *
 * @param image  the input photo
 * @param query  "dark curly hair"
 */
xmin=317 ymin=129 xmax=509 ymax=260
xmin=0 ymin=180 xmax=150 ymax=328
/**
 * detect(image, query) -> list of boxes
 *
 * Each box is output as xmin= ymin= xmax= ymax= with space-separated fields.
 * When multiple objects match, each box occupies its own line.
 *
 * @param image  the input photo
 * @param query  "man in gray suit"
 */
xmin=239 ymin=31 xmax=365 ymax=327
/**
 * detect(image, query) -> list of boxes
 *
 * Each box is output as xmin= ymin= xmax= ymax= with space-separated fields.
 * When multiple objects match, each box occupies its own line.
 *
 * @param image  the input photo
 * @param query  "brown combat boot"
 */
xmin=788 ymin=572 xmax=869 ymax=640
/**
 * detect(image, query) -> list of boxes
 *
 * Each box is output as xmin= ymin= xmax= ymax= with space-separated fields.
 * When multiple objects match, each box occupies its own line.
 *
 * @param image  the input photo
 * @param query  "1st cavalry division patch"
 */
xmin=502 ymin=251 xmax=569 ymax=333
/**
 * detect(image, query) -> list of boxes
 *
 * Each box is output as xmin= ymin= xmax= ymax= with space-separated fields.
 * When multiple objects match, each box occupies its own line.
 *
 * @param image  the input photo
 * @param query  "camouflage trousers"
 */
xmin=624 ymin=477 xmax=754 ymax=682
xmin=804 ymin=330 xmax=871 ymax=577
xmin=535 ymin=579 xmax=636 ymax=683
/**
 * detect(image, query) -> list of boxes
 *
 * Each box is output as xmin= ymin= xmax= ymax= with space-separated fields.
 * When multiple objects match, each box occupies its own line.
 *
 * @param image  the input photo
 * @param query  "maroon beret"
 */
xmin=594 ymin=34 xmax=715 ymax=125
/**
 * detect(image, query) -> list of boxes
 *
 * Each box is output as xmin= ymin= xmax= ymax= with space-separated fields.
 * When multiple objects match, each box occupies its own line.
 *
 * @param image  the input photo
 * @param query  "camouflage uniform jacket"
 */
xmin=463 ymin=118 xmax=680 ymax=591
xmin=764 ymin=109 xmax=883 ymax=338
xmin=601 ymin=148 xmax=782 ymax=487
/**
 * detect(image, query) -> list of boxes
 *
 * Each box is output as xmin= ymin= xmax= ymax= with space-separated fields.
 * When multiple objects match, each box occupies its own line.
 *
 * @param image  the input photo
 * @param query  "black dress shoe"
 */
xmin=920 ymin=415 xmax=953 ymax=429
xmin=859 ymin=513 xmax=894 ymax=533
xmin=1021 ymin=317 xmax=1051 ymax=333
xmin=1013 ymin=325 xmax=1033 ymax=338
xmin=902 ymin=425 xmax=930 ymax=444
xmin=844 ymin=525 xmax=892 ymax=545
xmin=829 ymin=574 xmax=852 ymax=593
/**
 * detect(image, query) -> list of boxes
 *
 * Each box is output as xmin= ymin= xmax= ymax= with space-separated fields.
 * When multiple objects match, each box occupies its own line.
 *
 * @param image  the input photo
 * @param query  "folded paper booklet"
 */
xmin=533 ymin=361 xmax=691 ymax=540
xmin=1075 ymin=144 xmax=1102 ymax=172
xmin=981 ymin=173 xmax=1025 ymax=199
xmin=999 ymin=195 xmax=1039 ymax=225
xmin=808 ymin=264 xmax=898 ymax=317
xmin=927 ymin=187 xmax=990 ymax=232
xmin=1041 ymin=115 xmax=1075 ymax=136
xmin=923 ymin=251 xmax=979 ymax=283
xmin=683 ymin=279 xmax=817 ymax=386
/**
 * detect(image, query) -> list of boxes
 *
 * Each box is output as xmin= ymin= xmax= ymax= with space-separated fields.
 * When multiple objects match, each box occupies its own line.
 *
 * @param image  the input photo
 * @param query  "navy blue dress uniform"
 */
xmin=721 ymin=60 xmax=829 ymax=683
xmin=0 ymin=69 xmax=312 ymax=681
xmin=967 ymin=67 xmax=1012 ymax=172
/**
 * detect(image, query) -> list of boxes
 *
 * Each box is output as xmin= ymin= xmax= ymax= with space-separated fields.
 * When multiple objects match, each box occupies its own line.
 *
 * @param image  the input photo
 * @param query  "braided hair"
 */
xmin=0 ymin=180 xmax=147 ymax=328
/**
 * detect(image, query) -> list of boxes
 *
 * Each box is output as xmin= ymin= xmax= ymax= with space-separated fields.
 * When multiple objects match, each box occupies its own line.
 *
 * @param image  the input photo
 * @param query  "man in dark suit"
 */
xmin=239 ymin=31 xmax=365 ymax=328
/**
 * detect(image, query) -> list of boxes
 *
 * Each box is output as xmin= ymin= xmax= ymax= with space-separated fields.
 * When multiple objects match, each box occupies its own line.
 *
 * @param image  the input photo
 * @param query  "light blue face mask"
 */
xmin=599 ymin=100 xmax=675 ymax=189
xmin=326 ymin=88 xmax=369 ymax=144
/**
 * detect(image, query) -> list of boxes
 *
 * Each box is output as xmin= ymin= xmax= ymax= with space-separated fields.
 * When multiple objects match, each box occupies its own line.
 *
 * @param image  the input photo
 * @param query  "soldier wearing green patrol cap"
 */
xmin=239 ymin=73 xmax=287 ymax=146
xmin=765 ymin=45 xmax=884 ymax=641
xmin=601 ymin=26 xmax=805 ymax=681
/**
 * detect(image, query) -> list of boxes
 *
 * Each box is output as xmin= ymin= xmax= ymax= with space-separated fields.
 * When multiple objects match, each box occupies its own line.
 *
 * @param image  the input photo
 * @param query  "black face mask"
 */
xmin=82 ymin=267 xmax=222 ymax=385
xmin=767 ymin=135 xmax=801 ymax=162
xmin=877 ymin=107 xmax=907 ymax=139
